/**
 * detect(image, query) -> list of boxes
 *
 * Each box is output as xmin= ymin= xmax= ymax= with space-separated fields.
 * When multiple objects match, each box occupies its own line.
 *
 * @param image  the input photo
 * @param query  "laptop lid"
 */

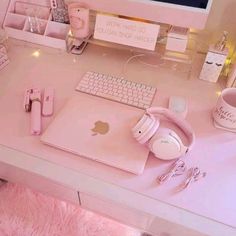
xmin=41 ymin=92 xmax=149 ymax=174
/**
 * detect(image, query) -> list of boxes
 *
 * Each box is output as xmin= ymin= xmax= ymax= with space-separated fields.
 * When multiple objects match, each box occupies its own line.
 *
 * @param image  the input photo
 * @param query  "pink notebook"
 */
xmin=41 ymin=93 xmax=150 ymax=175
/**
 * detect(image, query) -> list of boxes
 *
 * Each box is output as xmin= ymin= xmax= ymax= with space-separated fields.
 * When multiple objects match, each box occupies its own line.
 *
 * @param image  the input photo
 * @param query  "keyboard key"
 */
xmin=96 ymin=92 xmax=122 ymax=102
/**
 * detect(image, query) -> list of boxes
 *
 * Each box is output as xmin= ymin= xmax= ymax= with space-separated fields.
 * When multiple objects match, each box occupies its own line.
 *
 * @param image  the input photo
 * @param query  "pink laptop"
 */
xmin=41 ymin=92 xmax=150 ymax=174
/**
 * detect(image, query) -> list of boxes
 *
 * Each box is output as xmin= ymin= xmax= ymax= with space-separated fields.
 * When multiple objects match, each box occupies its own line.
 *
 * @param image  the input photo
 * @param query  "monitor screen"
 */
xmin=71 ymin=0 xmax=213 ymax=29
xmin=150 ymin=0 xmax=209 ymax=9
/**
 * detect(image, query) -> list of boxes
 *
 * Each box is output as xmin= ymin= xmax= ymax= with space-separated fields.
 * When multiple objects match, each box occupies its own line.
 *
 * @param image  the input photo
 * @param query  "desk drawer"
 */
xmin=80 ymin=192 xmax=151 ymax=231
xmin=80 ymin=192 xmax=206 ymax=236
xmin=0 ymin=161 xmax=79 ymax=205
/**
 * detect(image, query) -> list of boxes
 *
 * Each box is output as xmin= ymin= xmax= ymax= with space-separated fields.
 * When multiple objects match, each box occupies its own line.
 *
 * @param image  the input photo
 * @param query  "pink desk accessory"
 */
xmin=24 ymin=88 xmax=54 ymax=135
xmin=3 ymin=0 xmax=70 ymax=50
xmin=68 ymin=3 xmax=90 ymax=39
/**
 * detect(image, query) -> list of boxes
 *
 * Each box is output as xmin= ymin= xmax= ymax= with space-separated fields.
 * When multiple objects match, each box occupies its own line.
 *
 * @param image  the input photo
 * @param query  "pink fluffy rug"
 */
xmin=0 ymin=183 xmax=140 ymax=236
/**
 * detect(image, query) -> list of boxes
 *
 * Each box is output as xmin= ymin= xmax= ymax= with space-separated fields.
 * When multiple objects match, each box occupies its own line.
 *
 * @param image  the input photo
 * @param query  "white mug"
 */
xmin=213 ymin=88 xmax=236 ymax=130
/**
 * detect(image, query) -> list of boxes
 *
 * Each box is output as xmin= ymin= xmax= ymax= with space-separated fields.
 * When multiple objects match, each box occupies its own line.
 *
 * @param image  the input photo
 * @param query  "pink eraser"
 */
xmin=30 ymin=89 xmax=42 ymax=135
xmin=42 ymin=88 xmax=54 ymax=116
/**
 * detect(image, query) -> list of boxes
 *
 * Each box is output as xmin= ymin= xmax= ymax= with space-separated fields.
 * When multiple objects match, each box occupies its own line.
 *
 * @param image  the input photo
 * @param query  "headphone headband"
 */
xmin=146 ymin=107 xmax=195 ymax=151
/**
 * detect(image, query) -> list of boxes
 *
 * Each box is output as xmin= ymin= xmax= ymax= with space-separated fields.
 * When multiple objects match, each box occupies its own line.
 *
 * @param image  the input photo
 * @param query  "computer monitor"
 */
xmin=71 ymin=0 xmax=213 ymax=29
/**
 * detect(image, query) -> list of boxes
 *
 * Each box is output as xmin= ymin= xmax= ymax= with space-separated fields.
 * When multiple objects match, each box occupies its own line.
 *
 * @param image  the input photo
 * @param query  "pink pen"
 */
xmin=30 ymin=89 xmax=42 ymax=135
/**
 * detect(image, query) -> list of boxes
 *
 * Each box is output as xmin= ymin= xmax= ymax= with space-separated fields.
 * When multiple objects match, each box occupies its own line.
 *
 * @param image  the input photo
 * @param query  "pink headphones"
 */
xmin=132 ymin=107 xmax=195 ymax=160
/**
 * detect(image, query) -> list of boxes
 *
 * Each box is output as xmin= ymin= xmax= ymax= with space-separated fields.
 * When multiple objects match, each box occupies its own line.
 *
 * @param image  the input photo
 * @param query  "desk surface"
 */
xmin=0 ymin=39 xmax=236 ymax=234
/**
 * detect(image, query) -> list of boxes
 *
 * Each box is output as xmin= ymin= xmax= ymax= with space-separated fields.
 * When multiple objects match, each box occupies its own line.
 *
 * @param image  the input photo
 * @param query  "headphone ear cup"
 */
xmin=132 ymin=114 xmax=160 ymax=144
xmin=148 ymin=128 xmax=184 ymax=160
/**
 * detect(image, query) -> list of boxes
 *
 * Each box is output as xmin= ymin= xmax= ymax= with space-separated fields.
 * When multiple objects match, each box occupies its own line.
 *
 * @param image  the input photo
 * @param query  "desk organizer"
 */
xmin=199 ymin=45 xmax=228 ymax=83
xmin=3 ymin=0 xmax=70 ymax=49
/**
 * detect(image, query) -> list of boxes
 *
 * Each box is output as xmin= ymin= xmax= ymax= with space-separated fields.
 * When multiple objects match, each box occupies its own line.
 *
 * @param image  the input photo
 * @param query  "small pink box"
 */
xmin=166 ymin=26 xmax=189 ymax=53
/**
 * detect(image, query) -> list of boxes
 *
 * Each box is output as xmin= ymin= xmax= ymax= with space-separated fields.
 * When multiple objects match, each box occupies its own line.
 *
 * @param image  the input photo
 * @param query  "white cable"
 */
xmin=121 ymin=53 xmax=145 ymax=76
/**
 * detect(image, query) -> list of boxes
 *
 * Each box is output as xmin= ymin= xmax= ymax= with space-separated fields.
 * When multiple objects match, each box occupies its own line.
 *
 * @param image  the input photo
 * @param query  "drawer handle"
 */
xmin=206 ymin=61 xmax=213 ymax=64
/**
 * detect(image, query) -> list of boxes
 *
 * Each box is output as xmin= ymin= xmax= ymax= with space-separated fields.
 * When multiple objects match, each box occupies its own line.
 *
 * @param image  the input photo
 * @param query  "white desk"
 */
xmin=0 ymin=39 xmax=236 ymax=236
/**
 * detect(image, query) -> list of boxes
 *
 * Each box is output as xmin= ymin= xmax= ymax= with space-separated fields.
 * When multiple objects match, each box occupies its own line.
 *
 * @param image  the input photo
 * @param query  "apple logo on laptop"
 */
xmin=91 ymin=121 xmax=109 ymax=135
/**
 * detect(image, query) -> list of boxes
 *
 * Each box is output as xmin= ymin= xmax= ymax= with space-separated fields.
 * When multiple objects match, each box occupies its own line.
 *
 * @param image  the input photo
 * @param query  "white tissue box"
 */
xmin=166 ymin=26 xmax=189 ymax=53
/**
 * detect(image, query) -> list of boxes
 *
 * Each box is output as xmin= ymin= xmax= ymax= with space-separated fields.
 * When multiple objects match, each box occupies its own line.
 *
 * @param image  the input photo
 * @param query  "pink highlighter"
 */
xmin=29 ymin=89 xmax=42 ymax=135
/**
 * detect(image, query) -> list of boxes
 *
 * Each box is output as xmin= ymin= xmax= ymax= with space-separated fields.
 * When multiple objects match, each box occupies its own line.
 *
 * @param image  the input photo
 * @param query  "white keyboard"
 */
xmin=75 ymin=71 xmax=156 ymax=109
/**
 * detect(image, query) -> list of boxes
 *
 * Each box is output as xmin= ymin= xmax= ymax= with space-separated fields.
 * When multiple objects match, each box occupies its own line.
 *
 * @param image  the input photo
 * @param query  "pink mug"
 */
xmin=213 ymin=88 xmax=236 ymax=130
